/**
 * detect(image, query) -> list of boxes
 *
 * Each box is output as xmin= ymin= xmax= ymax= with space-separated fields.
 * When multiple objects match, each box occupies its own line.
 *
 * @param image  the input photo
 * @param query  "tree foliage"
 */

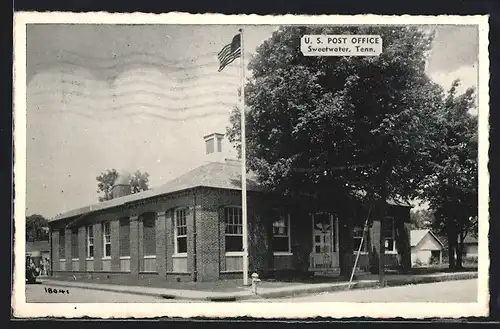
xmin=410 ymin=208 xmax=434 ymax=230
xmin=228 ymin=26 xmax=442 ymax=209
xmin=419 ymin=80 xmax=478 ymax=268
xmin=96 ymin=169 xmax=150 ymax=202
xmin=26 ymin=214 xmax=49 ymax=242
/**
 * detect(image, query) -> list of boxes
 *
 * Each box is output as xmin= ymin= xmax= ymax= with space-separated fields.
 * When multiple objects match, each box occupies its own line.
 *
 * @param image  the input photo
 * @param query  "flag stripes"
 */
xmin=218 ymin=34 xmax=241 ymax=72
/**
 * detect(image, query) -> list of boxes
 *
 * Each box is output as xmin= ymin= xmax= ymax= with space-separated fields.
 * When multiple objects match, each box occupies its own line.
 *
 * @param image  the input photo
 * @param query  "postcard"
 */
xmin=13 ymin=12 xmax=489 ymax=319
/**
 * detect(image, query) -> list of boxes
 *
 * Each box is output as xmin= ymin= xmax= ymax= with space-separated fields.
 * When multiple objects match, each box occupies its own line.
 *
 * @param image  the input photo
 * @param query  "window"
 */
xmin=383 ymin=217 xmax=396 ymax=253
xmin=225 ymin=207 xmax=243 ymax=252
xmin=143 ymin=214 xmax=156 ymax=256
xmin=352 ymin=226 xmax=368 ymax=253
xmin=205 ymin=138 xmax=214 ymax=154
xmin=119 ymin=219 xmax=130 ymax=257
xmin=71 ymin=229 xmax=79 ymax=259
xmin=272 ymin=213 xmax=291 ymax=253
xmin=86 ymin=225 xmax=94 ymax=258
xmin=59 ymin=229 xmax=65 ymax=259
xmin=174 ymin=208 xmax=187 ymax=254
xmin=102 ymin=221 xmax=111 ymax=258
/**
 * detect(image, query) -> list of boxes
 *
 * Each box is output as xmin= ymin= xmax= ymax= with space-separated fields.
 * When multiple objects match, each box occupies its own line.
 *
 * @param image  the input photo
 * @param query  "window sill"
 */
xmin=352 ymin=251 xmax=369 ymax=255
xmin=102 ymin=256 xmax=111 ymax=260
xmin=225 ymin=252 xmax=245 ymax=257
xmin=385 ymin=251 xmax=398 ymax=255
xmin=120 ymin=256 xmax=131 ymax=260
xmin=144 ymin=255 xmax=156 ymax=259
xmin=59 ymin=259 xmax=66 ymax=262
xmin=85 ymin=258 xmax=94 ymax=261
xmin=273 ymin=252 xmax=293 ymax=256
xmin=172 ymin=253 xmax=187 ymax=258
xmin=71 ymin=258 xmax=79 ymax=261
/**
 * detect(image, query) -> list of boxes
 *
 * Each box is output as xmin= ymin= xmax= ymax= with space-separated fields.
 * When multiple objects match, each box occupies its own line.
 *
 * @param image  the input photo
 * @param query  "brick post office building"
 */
xmin=48 ymin=133 xmax=412 ymax=283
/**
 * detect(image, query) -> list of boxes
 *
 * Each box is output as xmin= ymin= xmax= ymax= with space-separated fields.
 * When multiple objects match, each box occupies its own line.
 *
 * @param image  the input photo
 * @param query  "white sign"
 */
xmin=301 ymin=35 xmax=383 ymax=56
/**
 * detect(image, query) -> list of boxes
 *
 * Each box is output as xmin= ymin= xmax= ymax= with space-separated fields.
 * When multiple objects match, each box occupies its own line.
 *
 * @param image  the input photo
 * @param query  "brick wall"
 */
xmin=93 ymin=222 xmax=102 ymax=271
xmin=78 ymin=226 xmax=86 ymax=270
xmin=64 ymin=228 xmax=72 ymax=263
xmin=195 ymin=204 xmax=220 ymax=282
xmin=186 ymin=206 xmax=195 ymax=281
xmin=129 ymin=215 xmax=139 ymax=275
xmin=110 ymin=219 xmax=120 ymax=271
xmin=51 ymin=230 xmax=60 ymax=271
xmin=165 ymin=210 xmax=174 ymax=273
xmin=156 ymin=211 xmax=167 ymax=276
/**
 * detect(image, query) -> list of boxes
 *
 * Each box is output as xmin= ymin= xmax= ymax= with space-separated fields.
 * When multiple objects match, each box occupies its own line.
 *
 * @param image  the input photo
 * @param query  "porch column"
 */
xmin=129 ymin=214 xmax=140 ymax=276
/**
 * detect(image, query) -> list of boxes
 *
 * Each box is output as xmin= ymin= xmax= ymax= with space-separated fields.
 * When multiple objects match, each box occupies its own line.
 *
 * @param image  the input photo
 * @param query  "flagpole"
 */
xmin=239 ymin=28 xmax=249 ymax=286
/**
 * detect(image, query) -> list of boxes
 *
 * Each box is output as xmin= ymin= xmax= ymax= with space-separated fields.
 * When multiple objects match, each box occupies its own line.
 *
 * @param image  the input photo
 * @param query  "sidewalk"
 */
xmin=38 ymin=271 xmax=477 ymax=301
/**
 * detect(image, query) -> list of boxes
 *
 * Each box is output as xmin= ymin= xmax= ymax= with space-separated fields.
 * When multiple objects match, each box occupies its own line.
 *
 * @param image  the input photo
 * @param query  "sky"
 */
xmin=25 ymin=24 xmax=479 ymax=218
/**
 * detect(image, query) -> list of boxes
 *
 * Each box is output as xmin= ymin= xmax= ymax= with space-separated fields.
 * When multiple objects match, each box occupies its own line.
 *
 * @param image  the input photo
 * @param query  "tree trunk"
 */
xmin=369 ymin=200 xmax=387 ymax=286
xmin=456 ymin=229 xmax=465 ymax=269
xmin=447 ymin=220 xmax=458 ymax=269
xmin=338 ymin=214 xmax=354 ymax=278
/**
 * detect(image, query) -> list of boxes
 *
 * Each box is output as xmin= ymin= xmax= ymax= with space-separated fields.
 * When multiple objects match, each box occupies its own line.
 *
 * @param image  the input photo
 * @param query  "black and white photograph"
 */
xmin=13 ymin=13 xmax=489 ymax=318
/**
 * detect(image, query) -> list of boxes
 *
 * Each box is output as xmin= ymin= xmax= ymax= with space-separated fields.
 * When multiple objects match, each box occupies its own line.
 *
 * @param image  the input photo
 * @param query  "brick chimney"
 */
xmin=204 ymin=133 xmax=226 ymax=163
xmin=111 ymin=171 xmax=132 ymax=199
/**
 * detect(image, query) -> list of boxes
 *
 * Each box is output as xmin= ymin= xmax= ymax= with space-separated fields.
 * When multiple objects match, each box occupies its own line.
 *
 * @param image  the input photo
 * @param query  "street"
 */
xmin=25 ymin=279 xmax=478 ymax=303
xmin=254 ymin=279 xmax=478 ymax=303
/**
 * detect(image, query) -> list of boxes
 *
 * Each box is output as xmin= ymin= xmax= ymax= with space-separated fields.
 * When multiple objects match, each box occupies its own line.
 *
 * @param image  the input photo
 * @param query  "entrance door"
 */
xmin=310 ymin=212 xmax=339 ymax=270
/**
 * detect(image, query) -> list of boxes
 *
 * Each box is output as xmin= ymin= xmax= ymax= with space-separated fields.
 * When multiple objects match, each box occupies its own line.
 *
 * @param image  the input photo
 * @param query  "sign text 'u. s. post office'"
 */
xmin=301 ymin=35 xmax=383 ymax=56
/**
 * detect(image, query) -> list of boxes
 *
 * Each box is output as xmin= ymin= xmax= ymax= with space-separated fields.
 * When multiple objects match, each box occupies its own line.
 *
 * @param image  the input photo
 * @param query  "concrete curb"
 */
xmin=39 ymin=272 xmax=477 ymax=301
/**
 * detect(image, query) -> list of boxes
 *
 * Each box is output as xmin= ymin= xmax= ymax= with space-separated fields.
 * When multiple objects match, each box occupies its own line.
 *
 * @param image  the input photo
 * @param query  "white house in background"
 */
xmin=411 ymin=229 xmax=445 ymax=266
xmin=463 ymin=235 xmax=478 ymax=258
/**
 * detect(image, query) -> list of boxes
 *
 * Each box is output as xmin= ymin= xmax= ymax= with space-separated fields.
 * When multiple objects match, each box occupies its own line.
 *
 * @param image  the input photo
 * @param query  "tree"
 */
xmin=410 ymin=209 xmax=434 ymax=230
xmin=96 ymin=169 xmax=150 ymax=202
xmin=420 ymin=80 xmax=477 ymax=269
xmin=227 ymin=26 xmax=443 ymax=280
xmin=26 ymin=214 xmax=49 ymax=242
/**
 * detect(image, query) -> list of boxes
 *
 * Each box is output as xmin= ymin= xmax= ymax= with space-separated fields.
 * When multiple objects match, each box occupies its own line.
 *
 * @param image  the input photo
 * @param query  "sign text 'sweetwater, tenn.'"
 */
xmin=301 ymin=35 xmax=383 ymax=56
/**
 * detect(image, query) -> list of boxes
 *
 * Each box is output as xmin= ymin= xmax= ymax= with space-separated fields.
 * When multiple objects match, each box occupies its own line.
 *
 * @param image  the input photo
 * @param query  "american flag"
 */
xmin=217 ymin=33 xmax=241 ymax=72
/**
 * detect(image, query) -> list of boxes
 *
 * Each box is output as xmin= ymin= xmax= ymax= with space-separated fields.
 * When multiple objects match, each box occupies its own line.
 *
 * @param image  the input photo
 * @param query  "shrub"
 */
xmin=464 ymin=256 xmax=478 ymax=265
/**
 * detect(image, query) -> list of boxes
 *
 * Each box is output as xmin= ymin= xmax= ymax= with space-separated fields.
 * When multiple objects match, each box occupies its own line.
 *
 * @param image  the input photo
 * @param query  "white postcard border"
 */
xmin=12 ymin=12 xmax=490 ymax=319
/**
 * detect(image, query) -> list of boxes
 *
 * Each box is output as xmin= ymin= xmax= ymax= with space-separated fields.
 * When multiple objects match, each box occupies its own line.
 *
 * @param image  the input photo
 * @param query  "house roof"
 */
xmin=463 ymin=234 xmax=478 ymax=244
xmin=51 ymin=160 xmax=261 ymax=222
xmin=51 ymin=159 xmax=413 ymax=224
xmin=411 ymin=229 xmax=445 ymax=248
xmin=26 ymin=240 xmax=50 ymax=252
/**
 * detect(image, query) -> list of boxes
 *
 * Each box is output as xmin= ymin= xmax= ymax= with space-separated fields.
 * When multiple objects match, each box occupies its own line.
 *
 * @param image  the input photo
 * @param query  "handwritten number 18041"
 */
xmin=44 ymin=287 xmax=70 ymax=294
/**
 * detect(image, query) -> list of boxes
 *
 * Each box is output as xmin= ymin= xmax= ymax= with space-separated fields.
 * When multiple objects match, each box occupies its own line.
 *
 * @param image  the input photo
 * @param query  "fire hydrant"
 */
xmin=251 ymin=272 xmax=261 ymax=295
